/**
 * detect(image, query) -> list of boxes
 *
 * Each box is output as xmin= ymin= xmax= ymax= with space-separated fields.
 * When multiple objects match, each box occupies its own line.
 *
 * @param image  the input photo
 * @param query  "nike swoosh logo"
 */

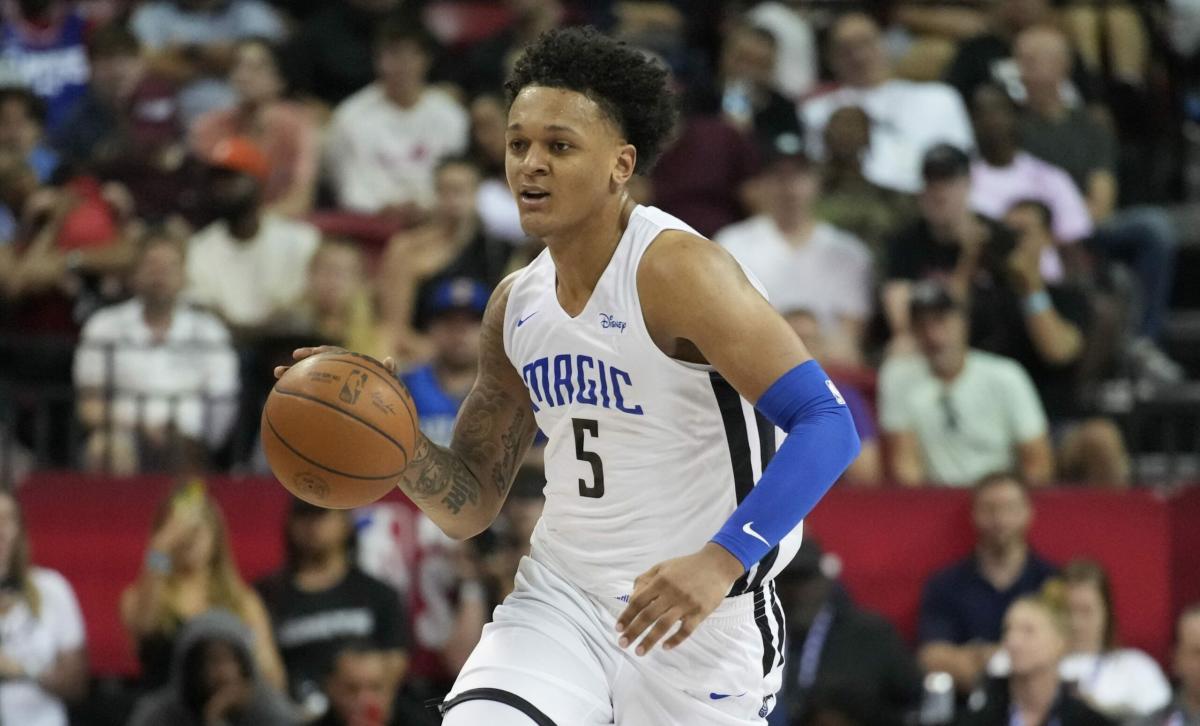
xmin=709 ymin=692 xmax=746 ymax=701
xmin=742 ymin=522 xmax=769 ymax=546
xmin=517 ymin=312 xmax=539 ymax=327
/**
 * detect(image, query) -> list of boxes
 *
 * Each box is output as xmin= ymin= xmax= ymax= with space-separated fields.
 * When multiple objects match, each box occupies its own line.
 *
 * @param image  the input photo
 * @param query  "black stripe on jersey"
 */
xmin=769 ymin=580 xmax=787 ymax=669
xmin=709 ymin=373 xmax=754 ymax=504
xmin=753 ymin=586 xmax=774 ymax=677
xmin=748 ymin=545 xmax=780 ymax=593
xmin=755 ymin=410 xmax=777 ymax=470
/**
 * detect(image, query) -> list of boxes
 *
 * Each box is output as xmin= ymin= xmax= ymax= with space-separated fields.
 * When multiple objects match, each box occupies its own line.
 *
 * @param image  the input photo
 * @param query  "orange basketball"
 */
xmin=261 ymin=351 xmax=419 ymax=509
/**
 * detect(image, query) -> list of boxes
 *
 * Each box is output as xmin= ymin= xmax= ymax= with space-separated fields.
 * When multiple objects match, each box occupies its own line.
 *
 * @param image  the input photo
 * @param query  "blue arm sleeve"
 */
xmin=710 ymin=360 xmax=861 ymax=571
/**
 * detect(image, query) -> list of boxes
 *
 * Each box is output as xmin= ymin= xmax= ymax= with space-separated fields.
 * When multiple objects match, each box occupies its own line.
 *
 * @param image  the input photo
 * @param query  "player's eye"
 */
xmin=508 ymin=139 xmax=528 ymax=153
xmin=552 ymin=141 xmax=571 ymax=152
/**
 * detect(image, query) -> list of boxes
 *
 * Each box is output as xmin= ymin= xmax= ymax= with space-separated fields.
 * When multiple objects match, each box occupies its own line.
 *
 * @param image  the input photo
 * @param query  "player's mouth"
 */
xmin=518 ymin=187 xmax=551 ymax=210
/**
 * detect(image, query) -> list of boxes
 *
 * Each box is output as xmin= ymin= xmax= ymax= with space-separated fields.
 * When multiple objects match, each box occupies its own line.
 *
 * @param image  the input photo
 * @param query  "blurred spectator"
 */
xmin=813 ymin=105 xmax=916 ymax=268
xmin=918 ymin=473 xmax=1056 ymax=692
xmin=1016 ymin=26 xmax=1179 ymax=359
xmin=0 ymin=488 xmax=87 ymax=726
xmin=51 ymin=23 xmax=186 ymax=222
xmin=768 ymin=539 xmax=921 ymax=726
xmin=73 ymin=234 xmax=239 ymax=475
xmin=1000 ymin=202 xmax=1130 ymax=487
xmin=379 ymin=159 xmax=508 ymax=361
xmin=882 ymin=144 xmax=1016 ymax=352
xmin=1058 ymin=559 xmax=1171 ymax=718
xmin=191 ymin=38 xmax=319 ymax=218
xmin=281 ymin=0 xmax=411 ymax=107
xmin=256 ymin=500 xmax=408 ymax=718
xmin=127 ymin=609 xmax=300 ymax=726
xmin=880 ymin=282 xmax=1053 ymax=487
xmin=0 ymin=0 xmax=90 ymax=132
xmin=745 ymin=2 xmax=817 ymax=100
xmin=184 ymin=136 xmax=320 ymax=334
xmin=1060 ymin=2 xmax=1149 ymax=91
xmin=468 ymin=93 xmax=524 ymax=245
xmin=784 ymin=309 xmax=882 ymax=485
xmin=130 ymin=0 xmax=286 ymax=125
xmin=943 ymin=0 xmax=1095 ymax=105
xmin=313 ymin=643 xmax=404 ymax=726
xmin=708 ymin=21 xmax=802 ymax=152
xmin=1130 ymin=604 xmax=1200 ymax=726
xmin=120 ymin=482 xmax=285 ymax=691
xmin=802 ymin=12 xmax=974 ymax=194
xmin=954 ymin=592 xmax=1115 ymax=725
xmin=969 ymin=83 xmax=1092 ymax=281
xmin=460 ymin=0 xmax=565 ymax=96
xmin=325 ymin=21 xmax=469 ymax=215
xmin=0 ymin=88 xmax=58 ymax=182
xmin=282 ymin=238 xmax=387 ymax=360
xmin=401 ymin=277 xmax=486 ymax=448
xmin=716 ymin=141 xmax=871 ymax=366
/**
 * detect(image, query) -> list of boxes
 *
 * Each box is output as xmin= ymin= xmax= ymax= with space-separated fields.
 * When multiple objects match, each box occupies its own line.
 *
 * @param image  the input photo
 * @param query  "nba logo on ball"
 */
xmin=294 ymin=471 xmax=330 ymax=501
xmin=339 ymin=371 xmax=367 ymax=405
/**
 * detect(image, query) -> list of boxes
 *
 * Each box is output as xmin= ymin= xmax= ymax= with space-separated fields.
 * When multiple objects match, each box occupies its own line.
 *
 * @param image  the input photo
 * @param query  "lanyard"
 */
xmin=796 ymin=602 xmax=835 ymax=690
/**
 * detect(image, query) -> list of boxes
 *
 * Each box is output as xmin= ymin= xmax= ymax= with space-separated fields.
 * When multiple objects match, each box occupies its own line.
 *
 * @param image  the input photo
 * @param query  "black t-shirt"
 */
xmin=257 ymin=567 xmax=409 ymax=703
xmin=944 ymin=32 xmax=1099 ymax=104
xmin=1019 ymin=107 xmax=1118 ymax=192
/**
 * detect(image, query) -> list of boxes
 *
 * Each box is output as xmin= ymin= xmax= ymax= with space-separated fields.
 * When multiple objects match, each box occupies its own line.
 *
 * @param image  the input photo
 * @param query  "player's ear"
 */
xmin=611 ymin=143 xmax=636 ymax=187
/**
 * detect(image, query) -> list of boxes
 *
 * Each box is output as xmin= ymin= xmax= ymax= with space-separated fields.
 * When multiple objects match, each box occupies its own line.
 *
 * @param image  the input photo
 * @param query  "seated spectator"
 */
xmin=802 ymin=12 xmax=974 ymax=194
xmin=184 ymin=137 xmax=320 ymax=334
xmin=281 ymin=0 xmax=411 ymax=107
xmin=468 ymin=93 xmax=524 ymax=245
xmin=51 ymin=23 xmax=186 ymax=222
xmin=1016 ymin=25 xmax=1179 ymax=373
xmin=944 ymin=0 xmax=1095 ymax=104
xmin=918 ymin=472 xmax=1057 ymax=692
xmin=1000 ymin=202 xmax=1130 ymax=487
xmin=784 ymin=309 xmax=882 ymax=485
xmin=256 ymin=499 xmax=408 ymax=718
xmin=282 ymin=238 xmax=387 ymax=360
xmin=882 ymin=144 xmax=1017 ymax=352
xmin=955 ymin=592 xmax=1115 ymax=725
xmin=745 ymin=1 xmax=818 ymax=101
xmin=1058 ymin=560 xmax=1171 ymax=719
xmin=325 ymin=21 xmax=469 ymax=216
xmin=127 ymin=609 xmax=300 ymax=726
xmin=1130 ymin=604 xmax=1200 ymax=726
xmin=708 ymin=21 xmax=802 ymax=152
xmin=0 ymin=0 xmax=90 ymax=132
xmin=813 ymin=105 xmax=917 ymax=268
xmin=379 ymin=159 xmax=509 ymax=361
xmin=191 ymin=38 xmax=319 ymax=219
xmin=73 ymin=233 xmax=239 ymax=475
xmin=717 ymin=140 xmax=872 ymax=366
xmin=459 ymin=0 xmax=565 ymax=96
xmin=313 ymin=643 xmax=404 ymax=726
xmin=130 ymin=0 xmax=287 ymax=125
xmin=0 ymin=489 xmax=87 ymax=726
xmin=880 ymin=282 xmax=1054 ymax=487
xmin=969 ymin=83 xmax=1093 ymax=281
xmin=1060 ymin=2 xmax=1149 ymax=92
xmin=0 ymin=88 xmax=59 ymax=183
xmin=769 ymin=539 xmax=921 ymax=726
xmin=120 ymin=482 xmax=286 ymax=691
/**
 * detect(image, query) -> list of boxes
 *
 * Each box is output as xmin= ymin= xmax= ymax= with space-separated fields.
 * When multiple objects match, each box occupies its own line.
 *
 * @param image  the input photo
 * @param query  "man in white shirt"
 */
xmin=75 ymin=235 xmax=239 ymax=474
xmin=185 ymin=136 xmax=320 ymax=332
xmin=325 ymin=21 xmax=469 ymax=214
xmin=802 ymin=12 xmax=974 ymax=194
xmin=716 ymin=136 xmax=872 ymax=365
xmin=880 ymin=280 xmax=1054 ymax=487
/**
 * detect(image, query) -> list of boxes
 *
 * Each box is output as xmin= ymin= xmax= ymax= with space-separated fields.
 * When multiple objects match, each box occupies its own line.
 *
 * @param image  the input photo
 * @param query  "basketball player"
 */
xmin=278 ymin=27 xmax=860 ymax=725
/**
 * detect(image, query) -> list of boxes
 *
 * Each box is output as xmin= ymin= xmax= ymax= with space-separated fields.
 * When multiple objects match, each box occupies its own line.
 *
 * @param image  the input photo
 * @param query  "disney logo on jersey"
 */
xmin=599 ymin=313 xmax=627 ymax=332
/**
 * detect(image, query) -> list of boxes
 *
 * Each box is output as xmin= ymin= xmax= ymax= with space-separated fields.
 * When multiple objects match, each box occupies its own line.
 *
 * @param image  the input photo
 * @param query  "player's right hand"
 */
xmin=273 ymin=346 xmax=397 ymax=379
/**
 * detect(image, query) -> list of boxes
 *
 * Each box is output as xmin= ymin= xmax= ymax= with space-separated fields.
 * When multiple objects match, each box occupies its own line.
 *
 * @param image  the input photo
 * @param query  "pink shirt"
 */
xmin=970 ymin=152 xmax=1094 ymax=242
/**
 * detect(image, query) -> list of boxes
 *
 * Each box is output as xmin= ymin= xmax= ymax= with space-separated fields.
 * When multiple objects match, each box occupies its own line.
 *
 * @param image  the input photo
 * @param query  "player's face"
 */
xmin=1065 ymin=582 xmax=1106 ymax=652
xmin=972 ymin=481 xmax=1031 ymax=549
xmin=505 ymin=86 xmax=636 ymax=239
xmin=1176 ymin=614 xmax=1200 ymax=696
xmin=1004 ymin=601 xmax=1065 ymax=676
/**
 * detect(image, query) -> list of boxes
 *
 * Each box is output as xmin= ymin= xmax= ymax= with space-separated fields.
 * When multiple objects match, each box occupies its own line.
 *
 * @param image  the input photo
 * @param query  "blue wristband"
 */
xmin=1024 ymin=290 xmax=1052 ymax=316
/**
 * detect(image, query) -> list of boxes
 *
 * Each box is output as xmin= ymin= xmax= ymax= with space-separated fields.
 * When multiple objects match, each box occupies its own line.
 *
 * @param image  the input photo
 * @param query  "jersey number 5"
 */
xmin=573 ymin=418 xmax=604 ymax=498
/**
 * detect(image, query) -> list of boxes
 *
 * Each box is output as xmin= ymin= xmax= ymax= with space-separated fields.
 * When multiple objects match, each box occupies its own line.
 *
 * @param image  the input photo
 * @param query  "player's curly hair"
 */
xmin=504 ymin=27 xmax=678 ymax=174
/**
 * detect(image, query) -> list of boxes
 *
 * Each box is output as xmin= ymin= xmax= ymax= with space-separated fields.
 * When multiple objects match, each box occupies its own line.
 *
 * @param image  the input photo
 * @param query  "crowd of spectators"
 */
xmin=0 ymin=1 xmax=1197 ymax=725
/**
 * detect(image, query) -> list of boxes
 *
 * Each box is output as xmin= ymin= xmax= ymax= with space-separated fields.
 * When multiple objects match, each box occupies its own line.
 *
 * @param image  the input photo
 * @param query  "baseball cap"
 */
xmin=921 ymin=143 xmax=970 ymax=183
xmin=424 ymin=277 xmax=490 ymax=321
xmin=206 ymin=136 xmax=270 ymax=182
xmin=761 ymin=131 xmax=813 ymax=171
xmin=908 ymin=279 xmax=960 ymax=319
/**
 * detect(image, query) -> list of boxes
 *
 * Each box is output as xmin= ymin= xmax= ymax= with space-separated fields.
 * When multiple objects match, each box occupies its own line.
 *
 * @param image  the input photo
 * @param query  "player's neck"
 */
xmin=545 ymin=194 xmax=635 ymax=316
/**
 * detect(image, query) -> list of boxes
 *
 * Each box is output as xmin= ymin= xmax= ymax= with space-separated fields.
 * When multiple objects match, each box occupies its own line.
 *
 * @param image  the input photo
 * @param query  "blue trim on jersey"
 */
xmin=710 ymin=361 xmax=860 ymax=571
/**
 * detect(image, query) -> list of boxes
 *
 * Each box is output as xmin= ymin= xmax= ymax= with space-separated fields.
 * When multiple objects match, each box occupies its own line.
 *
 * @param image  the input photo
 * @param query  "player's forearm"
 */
xmin=396 ymin=435 xmax=499 ymax=540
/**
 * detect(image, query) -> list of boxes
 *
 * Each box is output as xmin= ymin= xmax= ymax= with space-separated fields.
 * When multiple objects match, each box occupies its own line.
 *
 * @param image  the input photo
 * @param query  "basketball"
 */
xmin=261 ymin=351 xmax=419 ymax=509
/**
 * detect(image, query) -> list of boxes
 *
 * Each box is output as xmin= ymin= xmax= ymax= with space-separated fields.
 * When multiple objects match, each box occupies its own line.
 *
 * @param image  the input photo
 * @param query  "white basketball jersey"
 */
xmin=503 ymin=205 xmax=803 ymax=600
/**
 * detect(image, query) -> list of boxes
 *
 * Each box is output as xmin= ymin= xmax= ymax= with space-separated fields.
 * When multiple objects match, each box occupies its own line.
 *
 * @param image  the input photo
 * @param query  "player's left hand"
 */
xmin=615 ymin=542 xmax=745 ymax=656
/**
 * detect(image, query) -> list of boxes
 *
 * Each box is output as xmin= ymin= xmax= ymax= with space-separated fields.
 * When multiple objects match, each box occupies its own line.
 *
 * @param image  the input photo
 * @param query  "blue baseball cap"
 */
xmin=424 ymin=277 xmax=490 ymax=321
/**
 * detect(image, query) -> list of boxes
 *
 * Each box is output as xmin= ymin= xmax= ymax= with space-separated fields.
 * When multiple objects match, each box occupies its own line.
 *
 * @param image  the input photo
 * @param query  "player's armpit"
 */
xmin=397 ymin=273 xmax=540 ymax=540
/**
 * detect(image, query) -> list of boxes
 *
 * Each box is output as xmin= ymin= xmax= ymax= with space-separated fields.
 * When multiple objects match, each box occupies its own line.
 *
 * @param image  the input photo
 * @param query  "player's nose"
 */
xmin=520 ymin=145 xmax=550 ymax=175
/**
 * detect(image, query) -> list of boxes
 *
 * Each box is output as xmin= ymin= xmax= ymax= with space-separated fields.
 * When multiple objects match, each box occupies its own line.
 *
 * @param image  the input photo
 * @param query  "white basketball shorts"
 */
xmin=440 ymin=554 xmax=785 ymax=725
